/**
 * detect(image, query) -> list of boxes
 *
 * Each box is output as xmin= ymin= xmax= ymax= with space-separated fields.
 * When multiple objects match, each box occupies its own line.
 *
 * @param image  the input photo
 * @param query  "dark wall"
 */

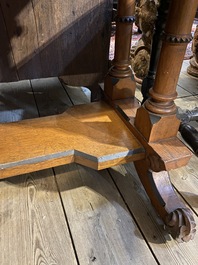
xmin=0 ymin=0 xmax=113 ymax=86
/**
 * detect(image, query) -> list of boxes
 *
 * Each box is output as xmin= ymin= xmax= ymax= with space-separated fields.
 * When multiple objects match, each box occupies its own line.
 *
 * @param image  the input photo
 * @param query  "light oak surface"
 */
xmin=0 ymin=100 xmax=144 ymax=179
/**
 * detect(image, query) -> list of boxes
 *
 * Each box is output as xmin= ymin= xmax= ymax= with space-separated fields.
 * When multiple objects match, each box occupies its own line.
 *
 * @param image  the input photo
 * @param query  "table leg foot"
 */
xmin=134 ymin=159 xmax=196 ymax=242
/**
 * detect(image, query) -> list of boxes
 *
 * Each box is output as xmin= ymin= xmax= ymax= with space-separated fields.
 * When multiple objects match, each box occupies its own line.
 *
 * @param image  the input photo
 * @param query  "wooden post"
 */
xmin=141 ymin=0 xmax=171 ymax=102
xmin=133 ymin=0 xmax=197 ymax=242
xmin=135 ymin=0 xmax=197 ymax=142
xmin=104 ymin=0 xmax=136 ymax=100
xmin=145 ymin=0 xmax=197 ymax=115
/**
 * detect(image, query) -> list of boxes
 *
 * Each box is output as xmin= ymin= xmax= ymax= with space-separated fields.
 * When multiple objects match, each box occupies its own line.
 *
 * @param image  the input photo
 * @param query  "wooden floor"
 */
xmin=0 ymin=60 xmax=197 ymax=265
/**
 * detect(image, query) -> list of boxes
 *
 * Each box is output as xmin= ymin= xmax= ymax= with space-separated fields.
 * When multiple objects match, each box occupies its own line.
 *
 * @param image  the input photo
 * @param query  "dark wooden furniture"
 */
xmin=0 ymin=0 xmax=112 ymax=86
xmin=0 ymin=0 xmax=197 ymax=242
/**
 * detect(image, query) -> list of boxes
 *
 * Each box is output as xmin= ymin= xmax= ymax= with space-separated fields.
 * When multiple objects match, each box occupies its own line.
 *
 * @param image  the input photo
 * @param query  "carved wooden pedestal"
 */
xmin=0 ymin=0 xmax=197 ymax=242
xmin=134 ymin=0 xmax=197 ymax=241
xmin=106 ymin=0 xmax=197 ymax=242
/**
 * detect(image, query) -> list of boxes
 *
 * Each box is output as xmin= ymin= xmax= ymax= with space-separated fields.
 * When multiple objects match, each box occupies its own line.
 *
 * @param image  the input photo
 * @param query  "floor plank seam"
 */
xmin=30 ymin=80 xmax=42 ymax=117
xmin=177 ymin=84 xmax=198 ymax=97
xmin=172 ymin=183 xmax=198 ymax=217
xmin=107 ymin=167 xmax=160 ymax=265
xmin=59 ymin=78 xmax=75 ymax=106
xmin=53 ymin=168 xmax=80 ymax=265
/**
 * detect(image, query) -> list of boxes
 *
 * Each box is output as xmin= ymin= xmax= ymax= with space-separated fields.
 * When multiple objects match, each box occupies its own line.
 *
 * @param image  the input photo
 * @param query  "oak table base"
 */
xmin=0 ymin=96 xmax=196 ymax=242
xmin=113 ymin=98 xmax=196 ymax=242
xmin=0 ymin=0 xmax=197 ymax=244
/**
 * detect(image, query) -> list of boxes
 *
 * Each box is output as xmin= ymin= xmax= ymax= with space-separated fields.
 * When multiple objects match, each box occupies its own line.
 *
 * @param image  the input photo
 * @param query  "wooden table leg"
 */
xmin=104 ymin=0 xmax=136 ymax=100
xmin=133 ymin=0 xmax=197 ymax=242
xmin=141 ymin=0 xmax=171 ymax=103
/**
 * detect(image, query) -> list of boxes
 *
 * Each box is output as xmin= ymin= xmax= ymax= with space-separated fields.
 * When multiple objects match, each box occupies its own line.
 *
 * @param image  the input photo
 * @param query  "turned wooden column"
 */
xmin=104 ymin=0 xmax=136 ymax=100
xmin=133 ymin=1 xmax=197 ymax=242
xmin=135 ymin=0 xmax=197 ymax=142
xmin=141 ymin=0 xmax=171 ymax=103
xmin=144 ymin=0 xmax=197 ymax=115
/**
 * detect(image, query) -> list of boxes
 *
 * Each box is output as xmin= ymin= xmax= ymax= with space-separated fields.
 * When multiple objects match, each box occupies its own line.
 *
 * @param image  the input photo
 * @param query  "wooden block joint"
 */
xmin=104 ymin=74 xmax=136 ymax=100
xmin=134 ymin=106 xmax=180 ymax=142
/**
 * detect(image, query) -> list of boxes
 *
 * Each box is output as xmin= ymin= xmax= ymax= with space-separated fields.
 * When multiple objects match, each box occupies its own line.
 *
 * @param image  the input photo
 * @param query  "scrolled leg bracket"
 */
xmin=134 ymin=159 xmax=196 ymax=242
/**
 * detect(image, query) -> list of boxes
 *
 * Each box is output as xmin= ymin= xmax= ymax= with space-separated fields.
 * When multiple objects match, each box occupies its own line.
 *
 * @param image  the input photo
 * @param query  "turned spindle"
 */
xmin=141 ymin=0 xmax=171 ymax=103
xmin=145 ymin=0 xmax=197 ymax=115
xmin=104 ymin=0 xmax=136 ymax=100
